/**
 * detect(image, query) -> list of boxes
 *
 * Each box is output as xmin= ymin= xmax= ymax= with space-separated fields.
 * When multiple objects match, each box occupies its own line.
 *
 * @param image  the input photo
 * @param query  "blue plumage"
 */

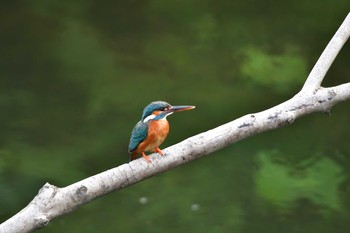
xmin=141 ymin=101 xmax=171 ymax=121
xmin=128 ymin=101 xmax=195 ymax=161
xmin=129 ymin=101 xmax=171 ymax=154
xmin=128 ymin=121 xmax=148 ymax=153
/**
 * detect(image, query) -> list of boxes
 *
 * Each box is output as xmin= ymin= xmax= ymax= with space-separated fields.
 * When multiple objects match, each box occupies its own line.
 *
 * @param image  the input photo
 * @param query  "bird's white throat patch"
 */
xmin=143 ymin=114 xmax=156 ymax=122
xmin=143 ymin=112 xmax=173 ymax=123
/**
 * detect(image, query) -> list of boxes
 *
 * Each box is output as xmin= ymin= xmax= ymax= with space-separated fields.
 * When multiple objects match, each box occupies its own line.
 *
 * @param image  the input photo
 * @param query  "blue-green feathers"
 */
xmin=128 ymin=121 xmax=148 ymax=153
xmin=141 ymin=101 xmax=171 ymax=121
xmin=129 ymin=101 xmax=171 ymax=153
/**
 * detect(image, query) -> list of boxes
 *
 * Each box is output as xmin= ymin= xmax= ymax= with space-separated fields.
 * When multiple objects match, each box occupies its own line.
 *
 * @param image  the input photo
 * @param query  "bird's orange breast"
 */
xmin=137 ymin=119 xmax=169 ymax=153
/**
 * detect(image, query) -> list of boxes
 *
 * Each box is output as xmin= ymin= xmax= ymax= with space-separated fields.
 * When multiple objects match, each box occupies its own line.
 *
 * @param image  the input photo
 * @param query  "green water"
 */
xmin=1 ymin=1 xmax=350 ymax=232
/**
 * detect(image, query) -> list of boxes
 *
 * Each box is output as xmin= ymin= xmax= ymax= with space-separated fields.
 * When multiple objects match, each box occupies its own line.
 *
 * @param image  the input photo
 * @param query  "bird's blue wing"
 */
xmin=128 ymin=121 xmax=149 ymax=153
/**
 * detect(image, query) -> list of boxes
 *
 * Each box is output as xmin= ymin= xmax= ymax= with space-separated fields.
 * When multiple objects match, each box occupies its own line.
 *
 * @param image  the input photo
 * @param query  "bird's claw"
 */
xmin=155 ymin=148 xmax=165 ymax=156
xmin=142 ymin=152 xmax=152 ymax=163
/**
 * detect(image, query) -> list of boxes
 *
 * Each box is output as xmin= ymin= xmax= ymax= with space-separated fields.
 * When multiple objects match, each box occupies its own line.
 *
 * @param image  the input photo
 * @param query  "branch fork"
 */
xmin=1 ymin=13 xmax=350 ymax=233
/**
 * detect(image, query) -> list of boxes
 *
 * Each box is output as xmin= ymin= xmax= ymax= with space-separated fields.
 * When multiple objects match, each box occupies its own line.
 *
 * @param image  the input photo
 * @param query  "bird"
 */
xmin=128 ymin=101 xmax=195 ymax=162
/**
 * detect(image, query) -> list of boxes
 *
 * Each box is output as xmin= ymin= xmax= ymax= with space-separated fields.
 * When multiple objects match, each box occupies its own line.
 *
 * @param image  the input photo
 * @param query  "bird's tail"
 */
xmin=129 ymin=151 xmax=138 ymax=162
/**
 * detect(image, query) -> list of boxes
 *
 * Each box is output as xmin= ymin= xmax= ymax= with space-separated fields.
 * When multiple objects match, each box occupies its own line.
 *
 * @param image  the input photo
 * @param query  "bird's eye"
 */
xmin=160 ymin=106 xmax=170 ymax=111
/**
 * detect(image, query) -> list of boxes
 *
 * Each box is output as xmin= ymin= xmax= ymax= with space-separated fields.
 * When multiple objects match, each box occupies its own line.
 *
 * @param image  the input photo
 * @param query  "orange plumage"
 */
xmin=130 ymin=119 xmax=169 ymax=161
xmin=128 ymin=101 xmax=195 ymax=162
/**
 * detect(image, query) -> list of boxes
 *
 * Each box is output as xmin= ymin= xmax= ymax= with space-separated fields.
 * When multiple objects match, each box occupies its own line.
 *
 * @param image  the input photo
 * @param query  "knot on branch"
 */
xmin=328 ymin=88 xmax=337 ymax=100
xmin=74 ymin=185 xmax=88 ymax=201
xmin=34 ymin=216 xmax=49 ymax=230
xmin=36 ymin=183 xmax=58 ymax=207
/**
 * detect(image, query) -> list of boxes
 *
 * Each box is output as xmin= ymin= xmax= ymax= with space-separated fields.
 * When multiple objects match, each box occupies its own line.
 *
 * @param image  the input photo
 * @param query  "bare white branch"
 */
xmin=302 ymin=13 xmax=350 ymax=92
xmin=1 ymin=13 xmax=350 ymax=233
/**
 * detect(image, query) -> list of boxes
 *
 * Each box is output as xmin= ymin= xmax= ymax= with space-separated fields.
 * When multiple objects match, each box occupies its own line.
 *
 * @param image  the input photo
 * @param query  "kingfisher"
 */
xmin=128 ymin=101 xmax=195 ymax=162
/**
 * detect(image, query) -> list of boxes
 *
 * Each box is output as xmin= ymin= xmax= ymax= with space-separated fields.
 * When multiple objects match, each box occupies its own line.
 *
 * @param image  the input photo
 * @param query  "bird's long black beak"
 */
xmin=169 ymin=105 xmax=195 ymax=113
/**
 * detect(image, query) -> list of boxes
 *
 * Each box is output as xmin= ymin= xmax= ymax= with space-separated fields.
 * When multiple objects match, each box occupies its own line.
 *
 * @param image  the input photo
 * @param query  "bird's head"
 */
xmin=141 ymin=101 xmax=195 ymax=122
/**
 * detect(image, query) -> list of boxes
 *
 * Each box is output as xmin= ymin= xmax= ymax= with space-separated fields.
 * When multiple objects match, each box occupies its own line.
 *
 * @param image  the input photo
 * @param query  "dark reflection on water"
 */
xmin=1 ymin=1 xmax=350 ymax=232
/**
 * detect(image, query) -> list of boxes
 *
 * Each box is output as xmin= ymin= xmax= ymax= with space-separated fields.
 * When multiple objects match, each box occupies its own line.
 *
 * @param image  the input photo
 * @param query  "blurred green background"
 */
xmin=1 ymin=1 xmax=350 ymax=232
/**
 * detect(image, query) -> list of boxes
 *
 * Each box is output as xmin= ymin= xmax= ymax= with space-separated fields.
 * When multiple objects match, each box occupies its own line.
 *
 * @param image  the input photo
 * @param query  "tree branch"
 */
xmin=301 ymin=13 xmax=350 ymax=92
xmin=1 ymin=13 xmax=350 ymax=233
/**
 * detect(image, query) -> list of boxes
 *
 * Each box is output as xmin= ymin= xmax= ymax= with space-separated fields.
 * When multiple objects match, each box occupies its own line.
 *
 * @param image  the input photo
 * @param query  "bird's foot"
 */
xmin=142 ymin=152 xmax=152 ymax=163
xmin=155 ymin=147 xmax=165 ymax=156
